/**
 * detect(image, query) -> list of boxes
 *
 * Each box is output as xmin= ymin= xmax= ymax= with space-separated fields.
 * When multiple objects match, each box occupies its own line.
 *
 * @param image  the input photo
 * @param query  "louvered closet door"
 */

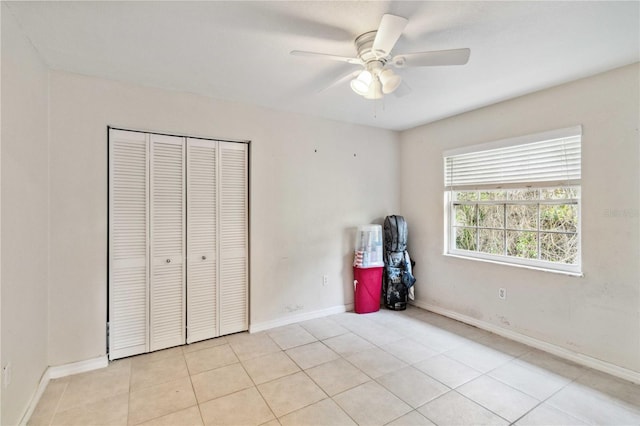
xmin=108 ymin=129 xmax=149 ymax=360
xmin=186 ymin=138 xmax=218 ymax=343
xmin=219 ymin=142 xmax=248 ymax=335
xmin=150 ymin=134 xmax=186 ymax=351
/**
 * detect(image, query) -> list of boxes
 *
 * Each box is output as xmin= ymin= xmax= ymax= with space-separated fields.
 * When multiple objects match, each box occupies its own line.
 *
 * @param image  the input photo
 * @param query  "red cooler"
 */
xmin=353 ymin=224 xmax=384 ymax=314
xmin=353 ymin=266 xmax=383 ymax=314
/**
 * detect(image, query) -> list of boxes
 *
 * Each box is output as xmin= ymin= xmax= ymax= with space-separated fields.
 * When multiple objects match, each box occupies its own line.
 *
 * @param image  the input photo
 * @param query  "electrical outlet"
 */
xmin=498 ymin=288 xmax=507 ymax=300
xmin=322 ymin=275 xmax=328 ymax=286
xmin=3 ymin=362 xmax=11 ymax=388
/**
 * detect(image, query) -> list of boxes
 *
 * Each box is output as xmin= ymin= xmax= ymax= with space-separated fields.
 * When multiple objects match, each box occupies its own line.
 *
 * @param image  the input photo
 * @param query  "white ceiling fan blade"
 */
xmin=318 ymin=70 xmax=361 ymax=93
xmin=290 ymin=50 xmax=361 ymax=65
xmin=392 ymin=48 xmax=470 ymax=68
xmin=372 ymin=14 xmax=408 ymax=57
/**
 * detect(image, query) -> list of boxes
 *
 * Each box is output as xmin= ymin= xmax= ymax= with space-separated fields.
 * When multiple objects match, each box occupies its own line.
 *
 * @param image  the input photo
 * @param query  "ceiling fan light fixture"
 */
xmin=364 ymin=77 xmax=383 ymax=100
xmin=350 ymin=70 xmax=372 ymax=95
xmin=379 ymin=69 xmax=402 ymax=94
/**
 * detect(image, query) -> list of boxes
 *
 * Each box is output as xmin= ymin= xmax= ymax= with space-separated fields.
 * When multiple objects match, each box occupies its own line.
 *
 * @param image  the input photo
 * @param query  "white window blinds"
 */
xmin=444 ymin=126 xmax=581 ymax=189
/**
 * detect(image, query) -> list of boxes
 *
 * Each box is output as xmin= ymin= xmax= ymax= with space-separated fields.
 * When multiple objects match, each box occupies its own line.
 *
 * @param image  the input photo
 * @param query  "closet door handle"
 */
xmin=166 ymin=258 xmax=171 ymax=264
xmin=202 ymin=256 xmax=207 ymax=260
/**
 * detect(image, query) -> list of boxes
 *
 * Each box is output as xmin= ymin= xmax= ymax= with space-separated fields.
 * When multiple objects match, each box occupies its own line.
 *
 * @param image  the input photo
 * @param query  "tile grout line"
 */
xmin=521 ymin=370 xmax=590 ymax=425
xmin=126 ymin=360 xmax=132 ymax=426
xmin=288 ymin=347 xmax=362 ymax=425
xmin=507 ymin=374 xmax=582 ymax=425
xmin=457 ymin=368 xmax=540 ymax=424
xmin=311 ymin=319 xmax=434 ymax=425
xmin=259 ymin=331 xmax=334 ymax=421
xmin=181 ymin=349 xmax=207 ymax=426
xmin=128 ymin=352 xmax=193 ymax=425
xmin=448 ymin=389 xmax=511 ymax=425
xmin=431 ymin=342 xmax=587 ymax=426
xmin=398 ymin=337 xmax=533 ymax=424
xmin=411 ymin=353 xmax=479 ymax=391
xmin=247 ymin=327 xmax=366 ymax=425
xmin=47 ymin=378 xmax=69 ymax=426
xmin=228 ymin=334 xmax=280 ymax=424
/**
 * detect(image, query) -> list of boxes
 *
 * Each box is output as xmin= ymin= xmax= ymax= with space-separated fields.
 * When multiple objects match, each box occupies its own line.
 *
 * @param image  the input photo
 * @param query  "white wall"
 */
xmin=400 ymin=63 xmax=640 ymax=373
xmin=0 ymin=4 xmax=50 ymax=424
xmin=47 ymin=71 xmax=399 ymax=365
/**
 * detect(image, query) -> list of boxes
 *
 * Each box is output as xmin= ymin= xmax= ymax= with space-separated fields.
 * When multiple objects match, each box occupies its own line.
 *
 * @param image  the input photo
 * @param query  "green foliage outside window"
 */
xmin=452 ymin=187 xmax=579 ymax=265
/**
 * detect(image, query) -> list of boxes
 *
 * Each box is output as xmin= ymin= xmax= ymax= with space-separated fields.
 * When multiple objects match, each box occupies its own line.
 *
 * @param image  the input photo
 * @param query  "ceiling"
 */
xmin=5 ymin=1 xmax=639 ymax=131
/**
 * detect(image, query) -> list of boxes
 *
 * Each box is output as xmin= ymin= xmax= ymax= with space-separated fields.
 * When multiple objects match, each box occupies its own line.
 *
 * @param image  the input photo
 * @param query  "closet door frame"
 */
xmin=108 ymin=127 xmax=250 ymax=359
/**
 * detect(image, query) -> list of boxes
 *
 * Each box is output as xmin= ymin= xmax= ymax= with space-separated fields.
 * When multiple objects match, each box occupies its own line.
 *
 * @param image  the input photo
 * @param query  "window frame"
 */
xmin=443 ymin=126 xmax=582 ymax=276
xmin=445 ymin=187 xmax=582 ymax=275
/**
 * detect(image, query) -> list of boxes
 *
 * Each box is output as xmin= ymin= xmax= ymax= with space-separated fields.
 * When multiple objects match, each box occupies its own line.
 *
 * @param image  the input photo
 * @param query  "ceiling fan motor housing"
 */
xmin=353 ymin=31 xmax=401 ymax=98
xmin=355 ymin=31 xmax=388 ymax=67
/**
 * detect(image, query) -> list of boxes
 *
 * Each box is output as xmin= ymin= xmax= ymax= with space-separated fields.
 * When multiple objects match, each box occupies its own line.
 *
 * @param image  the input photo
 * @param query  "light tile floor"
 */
xmin=29 ymin=306 xmax=640 ymax=426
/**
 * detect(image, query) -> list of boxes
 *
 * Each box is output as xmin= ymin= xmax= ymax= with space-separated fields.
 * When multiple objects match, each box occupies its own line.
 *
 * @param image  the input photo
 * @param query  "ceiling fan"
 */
xmin=291 ymin=14 xmax=470 ymax=100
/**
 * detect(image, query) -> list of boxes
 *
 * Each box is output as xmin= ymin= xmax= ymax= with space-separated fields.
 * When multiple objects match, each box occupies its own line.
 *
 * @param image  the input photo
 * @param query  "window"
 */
xmin=444 ymin=126 xmax=582 ymax=274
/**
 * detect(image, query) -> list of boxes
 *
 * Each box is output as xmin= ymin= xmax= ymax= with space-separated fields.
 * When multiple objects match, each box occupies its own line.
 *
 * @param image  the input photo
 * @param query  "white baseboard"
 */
xmin=19 ymin=355 xmax=109 ymax=425
xmin=19 ymin=369 xmax=51 ymax=426
xmin=411 ymin=300 xmax=640 ymax=384
xmin=249 ymin=303 xmax=354 ymax=333
xmin=47 ymin=355 xmax=108 ymax=379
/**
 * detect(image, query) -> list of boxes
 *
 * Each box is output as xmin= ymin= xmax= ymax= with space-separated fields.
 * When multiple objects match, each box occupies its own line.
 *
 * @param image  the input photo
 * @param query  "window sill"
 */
xmin=443 ymin=253 xmax=584 ymax=277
